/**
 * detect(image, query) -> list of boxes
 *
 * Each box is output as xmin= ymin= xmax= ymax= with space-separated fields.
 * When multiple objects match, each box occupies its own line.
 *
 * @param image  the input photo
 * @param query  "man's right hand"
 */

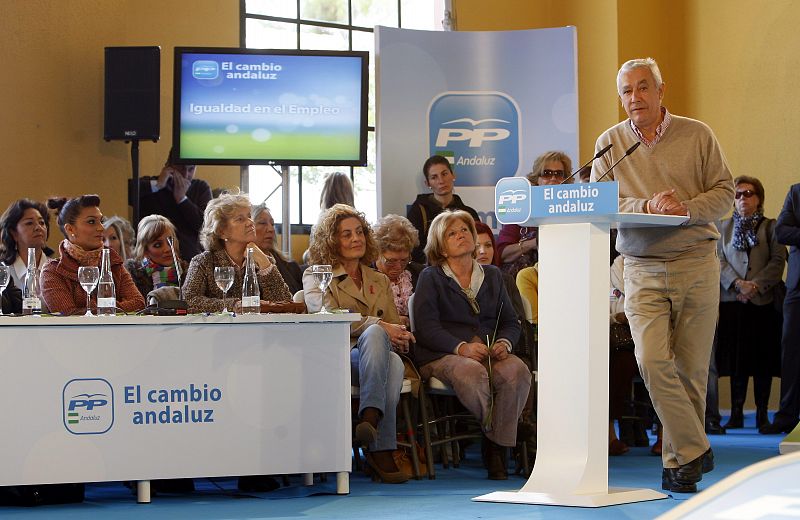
xmin=156 ymin=166 xmax=174 ymax=190
xmin=649 ymin=189 xmax=687 ymax=216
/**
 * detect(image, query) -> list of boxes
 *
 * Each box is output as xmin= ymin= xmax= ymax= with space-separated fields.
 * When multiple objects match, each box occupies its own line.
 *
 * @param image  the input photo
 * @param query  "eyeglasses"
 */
xmin=735 ymin=190 xmax=756 ymax=199
xmin=381 ymin=255 xmax=409 ymax=267
xmin=540 ymin=169 xmax=566 ymax=179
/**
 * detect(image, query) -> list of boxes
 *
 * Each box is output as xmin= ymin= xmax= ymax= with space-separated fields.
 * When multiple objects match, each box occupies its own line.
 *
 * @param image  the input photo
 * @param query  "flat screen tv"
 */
xmin=173 ymin=47 xmax=368 ymax=166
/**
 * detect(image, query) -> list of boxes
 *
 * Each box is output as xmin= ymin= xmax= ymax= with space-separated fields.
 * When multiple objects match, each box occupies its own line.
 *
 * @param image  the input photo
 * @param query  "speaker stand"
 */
xmin=129 ymin=139 xmax=141 ymax=228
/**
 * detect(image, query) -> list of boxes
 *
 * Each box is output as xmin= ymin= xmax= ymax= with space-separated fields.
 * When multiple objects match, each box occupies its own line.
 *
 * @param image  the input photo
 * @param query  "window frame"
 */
xmin=241 ymin=0 xmax=401 ymax=228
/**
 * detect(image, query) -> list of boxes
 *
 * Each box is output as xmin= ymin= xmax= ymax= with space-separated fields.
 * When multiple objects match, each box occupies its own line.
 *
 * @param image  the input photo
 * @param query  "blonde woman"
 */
xmin=183 ymin=192 xmax=291 ymax=314
xmin=412 ymin=210 xmax=530 ymax=480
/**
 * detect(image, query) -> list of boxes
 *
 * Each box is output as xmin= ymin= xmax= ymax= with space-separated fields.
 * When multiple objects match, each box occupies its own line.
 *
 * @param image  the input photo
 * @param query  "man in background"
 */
xmin=138 ymin=148 xmax=212 ymax=260
xmin=761 ymin=183 xmax=800 ymax=434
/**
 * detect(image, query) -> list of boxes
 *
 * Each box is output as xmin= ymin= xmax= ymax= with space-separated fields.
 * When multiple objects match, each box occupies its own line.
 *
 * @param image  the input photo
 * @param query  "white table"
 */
xmin=0 ymin=313 xmax=359 ymax=502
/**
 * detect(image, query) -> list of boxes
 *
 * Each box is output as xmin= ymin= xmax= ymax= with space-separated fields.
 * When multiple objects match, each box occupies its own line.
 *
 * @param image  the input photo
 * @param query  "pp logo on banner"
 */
xmin=192 ymin=60 xmax=219 ymax=80
xmin=428 ymin=92 xmax=521 ymax=187
xmin=63 ymin=378 xmax=114 ymax=435
xmin=495 ymin=177 xmax=531 ymax=225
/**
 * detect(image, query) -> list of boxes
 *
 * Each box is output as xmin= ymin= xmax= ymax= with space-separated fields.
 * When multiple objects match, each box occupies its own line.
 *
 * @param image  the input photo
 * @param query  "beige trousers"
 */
xmin=623 ymin=252 xmax=719 ymax=468
xmin=420 ymin=353 xmax=531 ymax=447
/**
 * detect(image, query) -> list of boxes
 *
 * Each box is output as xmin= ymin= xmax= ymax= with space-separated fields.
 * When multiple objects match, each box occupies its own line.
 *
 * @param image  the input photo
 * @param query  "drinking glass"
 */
xmin=214 ymin=266 xmax=236 ymax=315
xmin=0 ymin=264 xmax=10 ymax=316
xmin=78 ymin=266 xmax=100 ymax=317
xmin=310 ymin=264 xmax=333 ymax=314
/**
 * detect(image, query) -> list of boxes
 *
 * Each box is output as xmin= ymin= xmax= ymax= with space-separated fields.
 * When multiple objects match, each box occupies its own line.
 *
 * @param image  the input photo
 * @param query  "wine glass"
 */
xmin=0 ymin=264 xmax=10 ymax=316
xmin=214 ymin=266 xmax=235 ymax=315
xmin=78 ymin=266 xmax=100 ymax=317
xmin=310 ymin=264 xmax=333 ymax=314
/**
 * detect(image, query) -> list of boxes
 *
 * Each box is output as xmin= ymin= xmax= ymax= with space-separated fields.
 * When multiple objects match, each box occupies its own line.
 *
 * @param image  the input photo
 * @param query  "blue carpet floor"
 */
xmin=0 ymin=412 xmax=785 ymax=519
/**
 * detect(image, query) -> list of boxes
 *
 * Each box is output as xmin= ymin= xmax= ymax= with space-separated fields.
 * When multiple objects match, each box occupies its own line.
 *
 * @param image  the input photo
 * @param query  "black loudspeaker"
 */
xmin=104 ymin=46 xmax=160 ymax=141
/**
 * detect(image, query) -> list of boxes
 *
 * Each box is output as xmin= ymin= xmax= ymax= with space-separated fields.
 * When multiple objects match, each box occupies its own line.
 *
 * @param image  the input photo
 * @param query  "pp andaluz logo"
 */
xmin=495 ymin=177 xmax=531 ymax=225
xmin=428 ymin=92 xmax=521 ymax=187
xmin=62 ymin=378 xmax=114 ymax=435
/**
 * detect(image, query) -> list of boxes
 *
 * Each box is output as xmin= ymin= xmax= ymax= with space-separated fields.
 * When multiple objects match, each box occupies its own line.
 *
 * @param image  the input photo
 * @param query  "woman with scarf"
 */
xmin=124 ymin=215 xmax=189 ymax=301
xmin=716 ymin=176 xmax=787 ymax=429
xmin=41 ymin=195 xmax=144 ymax=314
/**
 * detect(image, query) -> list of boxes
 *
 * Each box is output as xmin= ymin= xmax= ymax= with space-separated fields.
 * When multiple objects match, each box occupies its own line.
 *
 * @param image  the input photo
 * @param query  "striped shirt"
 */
xmin=629 ymin=107 xmax=672 ymax=148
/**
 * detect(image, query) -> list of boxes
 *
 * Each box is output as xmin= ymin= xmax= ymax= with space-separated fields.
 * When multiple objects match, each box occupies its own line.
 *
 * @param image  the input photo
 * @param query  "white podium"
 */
xmin=476 ymin=180 xmax=686 ymax=507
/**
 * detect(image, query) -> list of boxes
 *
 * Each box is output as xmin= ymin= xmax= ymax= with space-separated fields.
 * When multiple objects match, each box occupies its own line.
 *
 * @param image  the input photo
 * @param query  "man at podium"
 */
xmin=590 ymin=57 xmax=734 ymax=493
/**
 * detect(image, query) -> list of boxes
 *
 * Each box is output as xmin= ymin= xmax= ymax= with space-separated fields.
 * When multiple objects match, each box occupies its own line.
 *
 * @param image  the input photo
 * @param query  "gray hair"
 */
xmin=200 ymin=192 xmax=252 ymax=252
xmin=617 ymin=57 xmax=663 ymax=89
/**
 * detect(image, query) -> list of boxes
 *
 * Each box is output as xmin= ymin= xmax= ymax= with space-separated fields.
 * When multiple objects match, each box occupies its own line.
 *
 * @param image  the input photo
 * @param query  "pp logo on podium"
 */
xmin=495 ymin=177 xmax=531 ymax=225
xmin=63 ymin=378 xmax=114 ymax=435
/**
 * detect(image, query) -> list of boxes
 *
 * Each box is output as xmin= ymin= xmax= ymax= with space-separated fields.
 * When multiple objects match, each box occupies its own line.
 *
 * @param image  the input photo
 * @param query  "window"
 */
xmin=242 ymin=0 xmax=442 ymax=227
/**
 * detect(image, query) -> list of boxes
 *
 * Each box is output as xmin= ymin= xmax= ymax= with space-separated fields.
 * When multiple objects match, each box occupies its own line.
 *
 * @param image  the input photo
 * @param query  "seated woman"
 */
xmin=124 ymin=215 xmax=189 ymax=301
xmin=103 ymin=215 xmax=135 ymax=262
xmin=372 ymin=214 xmax=423 ymax=327
xmin=303 ymin=204 xmax=412 ymax=484
xmin=497 ymin=151 xmax=572 ymax=278
xmin=41 ymin=195 xmax=144 ymax=314
xmin=183 ymin=193 xmax=292 ymax=314
xmin=0 ymin=198 xmax=56 ymax=291
xmin=412 ymin=210 xmax=531 ymax=480
xmin=251 ymin=203 xmax=303 ymax=295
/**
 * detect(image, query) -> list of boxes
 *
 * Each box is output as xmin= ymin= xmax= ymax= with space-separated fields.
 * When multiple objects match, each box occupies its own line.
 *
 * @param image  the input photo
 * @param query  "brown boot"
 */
xmin=482 ymin=437 xmax=508 ymax=480
xmin=364 ymin=451 xmax=409 ymax=484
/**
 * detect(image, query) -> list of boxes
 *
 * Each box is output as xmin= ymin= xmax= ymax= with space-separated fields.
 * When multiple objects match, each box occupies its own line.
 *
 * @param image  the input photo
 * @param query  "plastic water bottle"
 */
xmin=97 ymin=248 xmax=116 ymax=316
xmin=22 ymin=247 xmax=41 ymax=315
xmin=241 ymin=247 xmax=260 ymax=314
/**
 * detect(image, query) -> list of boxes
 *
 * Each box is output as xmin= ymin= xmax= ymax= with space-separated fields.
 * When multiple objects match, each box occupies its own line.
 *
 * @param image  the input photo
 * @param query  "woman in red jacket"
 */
xmin=41 ymin=195 xmax=144 ymax=315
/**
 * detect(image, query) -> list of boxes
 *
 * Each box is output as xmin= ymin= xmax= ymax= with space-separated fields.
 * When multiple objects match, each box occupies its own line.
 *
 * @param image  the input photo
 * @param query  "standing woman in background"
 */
xmin=715 ymin=176 xmax=787 ymax=430
xmin=407 ymin=155 xmax=479 ymax=264
xmin=41 ymin=195 xmax=144 ymax=314
xmin=320 ymin=171 xmax=355 ymax=210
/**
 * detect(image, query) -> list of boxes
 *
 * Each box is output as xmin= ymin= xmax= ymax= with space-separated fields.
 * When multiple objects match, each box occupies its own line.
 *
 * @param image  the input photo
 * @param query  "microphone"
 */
xmin=166 ymin=236 xmax=183 ymax=299
xmin=593 ymin=142 xmax=642 ymax=183
xmin=152 ymin=236 xmax=187 ymax=315
xmin=560 ymin=143 xmax=613 ymax=184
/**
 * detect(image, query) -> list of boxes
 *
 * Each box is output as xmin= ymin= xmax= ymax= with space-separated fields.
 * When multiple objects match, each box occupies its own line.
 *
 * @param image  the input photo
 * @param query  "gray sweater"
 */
xmin=590 ymin=115 xmax=734 ymax=261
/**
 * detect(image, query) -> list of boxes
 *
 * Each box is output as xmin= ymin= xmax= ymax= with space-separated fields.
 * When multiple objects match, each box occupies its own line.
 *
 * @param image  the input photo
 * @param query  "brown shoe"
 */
xmin=364 ymin=452 xmax=409 ymax=484
xmin=651 ymin=438 xmax=662 ymax=456
xmin=354 ymin=421 xmax=378 ymax=446
xmin=609 ymin=439 xmax=630 ymax=456
xmin=483 ymin=437 xmax=508 ymax=480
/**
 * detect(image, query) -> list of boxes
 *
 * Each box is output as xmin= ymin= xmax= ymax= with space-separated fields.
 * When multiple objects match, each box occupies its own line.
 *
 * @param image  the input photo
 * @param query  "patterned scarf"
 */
xmin=389 ymin=269 xmax=414 ymax=316
xmin=62 ymin=240 xmax=103 ymax=266
xmin=732 ymin=211 xmax=763 ymax=251
xmin=142 ymin=257 xmax=179 ymax=289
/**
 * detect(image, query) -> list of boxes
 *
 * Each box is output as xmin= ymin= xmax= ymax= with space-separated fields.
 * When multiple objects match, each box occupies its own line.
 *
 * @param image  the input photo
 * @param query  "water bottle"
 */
xmin=22 ymin=247 xmax=41 ymax=316
xmin=97 ymin=248 xmax=116 ymax=316
xmin=241 ymin=247 xmax=260 ymax=315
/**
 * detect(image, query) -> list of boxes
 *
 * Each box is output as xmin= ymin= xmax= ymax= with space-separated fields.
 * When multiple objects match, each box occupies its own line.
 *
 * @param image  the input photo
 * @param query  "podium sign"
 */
xmin=494 ymin=178 xmax=620 ymax=226
xmin=532 ymin=182 xmax=618 ymax=218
